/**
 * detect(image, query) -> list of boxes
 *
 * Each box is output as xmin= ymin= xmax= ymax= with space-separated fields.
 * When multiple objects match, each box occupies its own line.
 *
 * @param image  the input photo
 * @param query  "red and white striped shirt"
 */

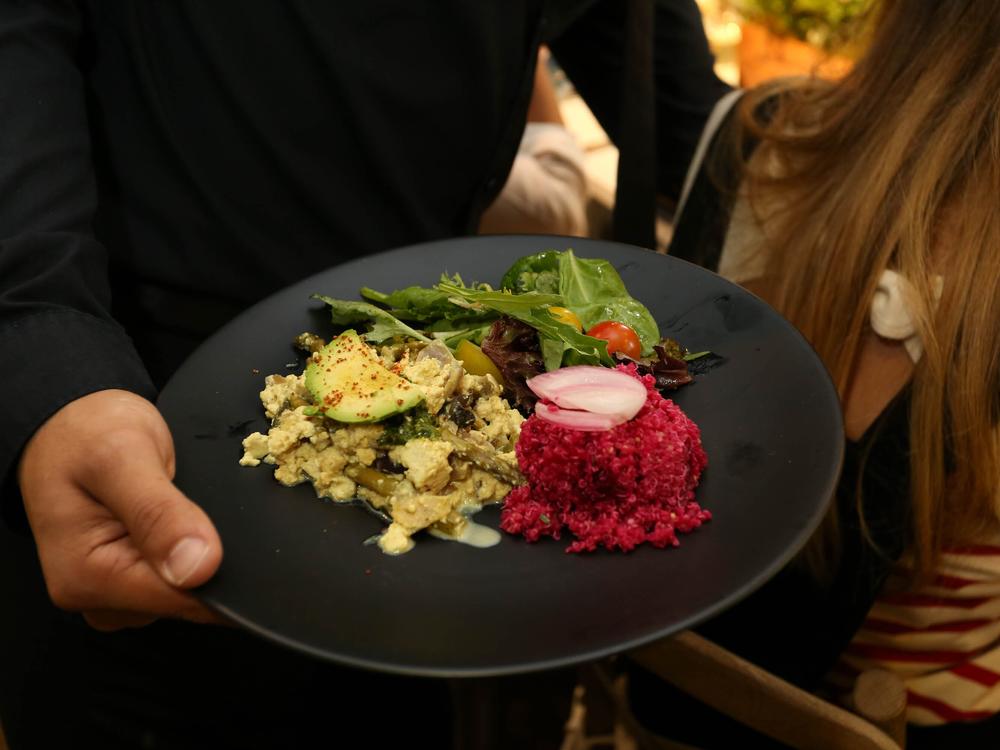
xmin=827 ymin=544 xmax=1000 ymax=725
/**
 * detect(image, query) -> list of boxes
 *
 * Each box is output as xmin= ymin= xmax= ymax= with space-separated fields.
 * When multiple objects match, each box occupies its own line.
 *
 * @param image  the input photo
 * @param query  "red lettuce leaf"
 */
xmin=480 ymin=317 xmax=545 ymax=411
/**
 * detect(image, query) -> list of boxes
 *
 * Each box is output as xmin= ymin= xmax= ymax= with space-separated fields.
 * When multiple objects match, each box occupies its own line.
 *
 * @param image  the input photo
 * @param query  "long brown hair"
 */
xmin=735 ymin=0 xmax=1000 ymax=580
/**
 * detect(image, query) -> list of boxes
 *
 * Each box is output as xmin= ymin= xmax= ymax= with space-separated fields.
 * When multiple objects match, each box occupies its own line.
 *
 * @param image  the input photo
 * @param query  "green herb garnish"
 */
xmin=377 ymin=407 xmax=439 ymax=446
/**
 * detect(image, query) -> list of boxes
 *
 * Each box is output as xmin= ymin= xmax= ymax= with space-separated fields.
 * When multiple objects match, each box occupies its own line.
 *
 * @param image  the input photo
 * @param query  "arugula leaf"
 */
xmin=311 ymin=294 xmax=431 ymax=344
xmin=557 ymin=250 xmax=661 ymax=355
xmin=359 ymin=285 xmax=457 ymax=323
xmin=436 ymin=283 xmax=562 ymax=314
xmin=360 ymin=273 xmax=497 ymax=325
xmin=430 ymin=323 xmax=495 ymax=349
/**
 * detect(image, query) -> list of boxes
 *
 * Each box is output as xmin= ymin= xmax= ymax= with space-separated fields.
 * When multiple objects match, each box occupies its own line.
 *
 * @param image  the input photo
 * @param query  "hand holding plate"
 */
xmin=18 ymin=389 xmax=224 ymax=630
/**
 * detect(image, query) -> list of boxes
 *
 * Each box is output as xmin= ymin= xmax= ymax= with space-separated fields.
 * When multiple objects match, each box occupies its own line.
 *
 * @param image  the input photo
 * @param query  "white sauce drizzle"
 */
xmin=367 ymin=504 xmax=503 ymax=553
xmin=431 ymin=503 xmax=502 ymax=549
xmin=430 ymin=519 xmax=501 ymax=549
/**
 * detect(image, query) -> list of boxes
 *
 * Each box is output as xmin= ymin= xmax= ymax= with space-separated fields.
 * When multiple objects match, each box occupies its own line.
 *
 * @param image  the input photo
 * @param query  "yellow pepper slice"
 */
xmin=455 ymin=339 xmax=506 ymax=388
xmin=548 ymin=306 xmax=583 ymax=331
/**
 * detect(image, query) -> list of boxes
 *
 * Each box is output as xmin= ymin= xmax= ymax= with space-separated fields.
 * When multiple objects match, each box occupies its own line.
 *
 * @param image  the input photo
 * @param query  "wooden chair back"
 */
xmin=625 ymin=630 xmax=906 ymax=750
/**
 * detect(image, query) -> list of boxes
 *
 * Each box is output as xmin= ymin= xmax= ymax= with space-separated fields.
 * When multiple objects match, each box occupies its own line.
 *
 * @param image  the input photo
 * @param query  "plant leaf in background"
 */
xmin=312 ymin=294 xmax=431 ymax=344
xmin=733 ymin=0 xmax=874 ymax=51
xmin=556 ymin=250 xmax=660 ymax=355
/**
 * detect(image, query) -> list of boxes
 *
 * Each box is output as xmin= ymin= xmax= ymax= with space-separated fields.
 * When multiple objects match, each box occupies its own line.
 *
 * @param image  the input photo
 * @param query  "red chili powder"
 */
xmin=500 ymin=365 xmax=710 ymax=553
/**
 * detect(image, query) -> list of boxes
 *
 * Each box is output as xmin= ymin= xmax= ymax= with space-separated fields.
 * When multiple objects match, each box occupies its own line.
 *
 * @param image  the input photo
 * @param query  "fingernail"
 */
xmin=163 ymin=537 xmax=209 ymax=586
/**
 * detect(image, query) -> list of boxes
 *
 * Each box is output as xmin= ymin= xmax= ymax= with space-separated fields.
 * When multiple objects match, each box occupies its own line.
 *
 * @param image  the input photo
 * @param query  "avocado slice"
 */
xmin=304 ymin=330 xmax=423 ymax=422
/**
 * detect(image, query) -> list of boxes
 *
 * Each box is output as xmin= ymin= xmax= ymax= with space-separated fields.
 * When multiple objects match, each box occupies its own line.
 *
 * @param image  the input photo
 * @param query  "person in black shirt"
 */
xmin=0 ymin=2 xmax=728 ymax=747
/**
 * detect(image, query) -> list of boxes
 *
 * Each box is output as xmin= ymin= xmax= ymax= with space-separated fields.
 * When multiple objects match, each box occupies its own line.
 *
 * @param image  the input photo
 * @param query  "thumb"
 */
xmin=79 ymin=431 xmax=223 ymax=589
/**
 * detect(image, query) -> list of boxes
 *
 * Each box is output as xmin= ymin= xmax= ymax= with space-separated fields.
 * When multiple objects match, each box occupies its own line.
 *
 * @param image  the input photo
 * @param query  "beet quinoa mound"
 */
xmin=500 ymin=365 xmax=709 ymax=553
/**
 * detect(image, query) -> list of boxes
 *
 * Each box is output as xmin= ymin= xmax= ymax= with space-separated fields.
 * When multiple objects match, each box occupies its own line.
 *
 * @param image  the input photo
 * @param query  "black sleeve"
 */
xmin=0 ymin=1 xmax=155 ymax=494
xmin=547 ymin=0 xmax=731 ymax=204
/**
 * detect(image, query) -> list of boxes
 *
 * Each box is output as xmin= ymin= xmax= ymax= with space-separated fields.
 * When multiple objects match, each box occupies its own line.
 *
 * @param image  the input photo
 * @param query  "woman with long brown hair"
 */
xmin=629 ymin=1 xmax=1000 ymax=745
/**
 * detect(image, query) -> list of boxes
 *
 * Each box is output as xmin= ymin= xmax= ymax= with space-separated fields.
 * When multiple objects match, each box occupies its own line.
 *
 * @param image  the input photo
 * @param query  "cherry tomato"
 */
xmin=586 ymin=320 xmax=641 ymax=359
xmin=548 ymin=306 xmax=583 ymax=332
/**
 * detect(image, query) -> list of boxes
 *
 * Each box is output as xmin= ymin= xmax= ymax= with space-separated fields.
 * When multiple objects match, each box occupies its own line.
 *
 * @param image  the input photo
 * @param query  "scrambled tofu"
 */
xmin=240 ymin=341 xmax=523 ymax=554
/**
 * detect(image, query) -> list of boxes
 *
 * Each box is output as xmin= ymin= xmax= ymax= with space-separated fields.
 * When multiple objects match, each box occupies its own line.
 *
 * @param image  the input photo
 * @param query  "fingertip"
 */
xmin=162 ymin=534 xmax=222 ymax=588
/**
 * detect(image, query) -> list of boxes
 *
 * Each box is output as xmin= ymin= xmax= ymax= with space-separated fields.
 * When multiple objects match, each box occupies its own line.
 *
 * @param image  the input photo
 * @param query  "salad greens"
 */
xmin=356 ymin=274 xmax=497 ymax=349
xmin=312 ymin=248 xmax=703 ymax=406
xmin=316 ymin=249 xmax=659 ymax=363
xmin=494 ymin=249 xmax=660 ymax=355
xmin=359 ymin=273 xmax=490 ymax=325
xmin=498 ymin=250 xmax=561 ymax=294
xmin=478 ymin=318 xmax=546 ymax=410
xmin=555 ymin=252 xmax=659 ymax=355
xmin=311 ymin=295 xmax=431 ymax=344
xmin=434 ymin=281 xmax=611 ymax=371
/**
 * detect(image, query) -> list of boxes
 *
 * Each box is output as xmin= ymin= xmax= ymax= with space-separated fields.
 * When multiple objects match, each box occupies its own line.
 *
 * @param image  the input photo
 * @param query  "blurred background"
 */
xmin=548 ymin=0 xmax=872 ymax=249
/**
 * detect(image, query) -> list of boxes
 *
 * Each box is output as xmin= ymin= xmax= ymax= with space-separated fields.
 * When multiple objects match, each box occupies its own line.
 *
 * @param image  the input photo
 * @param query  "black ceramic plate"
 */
xmin=158 ymin=236 xmax=843 ymax=678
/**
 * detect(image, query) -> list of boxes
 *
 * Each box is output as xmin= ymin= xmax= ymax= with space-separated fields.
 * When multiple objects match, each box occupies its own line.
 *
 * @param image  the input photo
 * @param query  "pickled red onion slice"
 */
xmin=526 ymin=366 xmax=647 ymax=425
xmin=534 ymin=401 xmax=623 ymax=431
